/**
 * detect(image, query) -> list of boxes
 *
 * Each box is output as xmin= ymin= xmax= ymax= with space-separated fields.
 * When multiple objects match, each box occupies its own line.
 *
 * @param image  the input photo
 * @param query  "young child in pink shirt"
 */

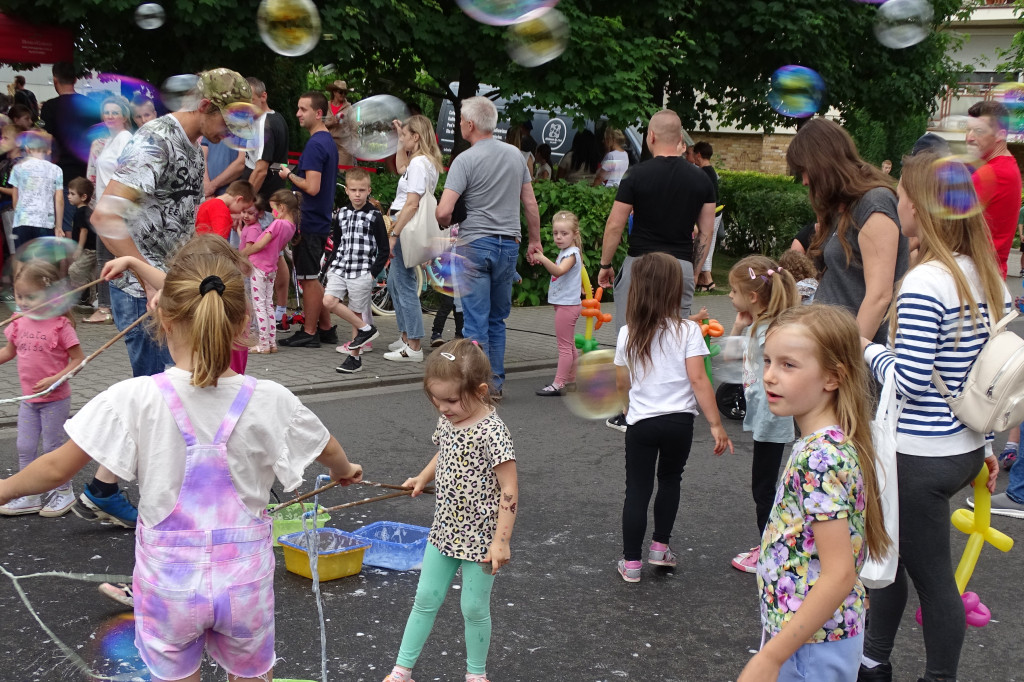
xmin=241 ymin=189 xmax=297 ymax=353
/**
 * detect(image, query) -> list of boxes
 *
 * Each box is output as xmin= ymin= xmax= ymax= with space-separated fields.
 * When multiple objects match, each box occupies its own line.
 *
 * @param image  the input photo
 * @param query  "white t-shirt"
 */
xmin=391 ymin=155 xmax=439 ymax=213
xmin=614 ymin=320 xmax=709 ymax=425
xmin=547 ymin=245 xmax=582 ymax=305
xmin=93 ymin=130 xmax=133 ymax=203
xmin=64 ymin=367 xmax=331 ymax=527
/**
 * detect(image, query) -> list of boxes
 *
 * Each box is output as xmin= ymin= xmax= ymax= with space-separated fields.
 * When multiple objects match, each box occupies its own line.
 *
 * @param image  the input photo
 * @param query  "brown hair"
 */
xmin=728 ymin=255 xmax=800 ymax=329
xmin=778 ymin=249 xmax=817 ymax=283
xmin=13 ymin=260 xmax=76 ymax=327
xmin=68 ymin=176 xmax=94 ymax=202
xmin=269 ymin=188 xmax=300 ymax=230
xmin=344 ymin=168 xmax=371 ymax=185
xmin=785 ymin=118 xmax=895 ymax=269
xmin=890 ymin=152 xmax=1006 ymax=344
xmin=159 ymin=235 xmax=251 ymax=387
xmin=224 ymin=180 xmax=255 ymax=202
xmin=766 ymin=305 xmax=891 ymax=561
xmin=551 ymin=210 xmax=582 ymax=250
xmin=423 ymin=338 xmax=494 ymax=410
xmin=624 ymin=252 xmax=690 ymax=373
xmin=968 ymin=100 xmax=1010 ymax=133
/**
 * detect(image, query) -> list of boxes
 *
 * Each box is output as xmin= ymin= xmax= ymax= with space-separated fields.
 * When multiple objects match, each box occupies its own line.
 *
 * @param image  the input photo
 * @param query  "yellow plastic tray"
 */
xmin=278 ymin=528 xmax=369 ymax=581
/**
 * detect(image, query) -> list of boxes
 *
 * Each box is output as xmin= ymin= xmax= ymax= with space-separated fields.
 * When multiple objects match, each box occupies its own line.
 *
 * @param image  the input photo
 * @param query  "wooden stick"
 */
xmin=269 ymin=479 xmax=435 ymax=515
xmin=321 ymin=490 xmax=417 ymax=513
xmin=359 ymin=480 xmax=435 ymax=494
xmin=0 ymin=277 xmax=108 ymax=328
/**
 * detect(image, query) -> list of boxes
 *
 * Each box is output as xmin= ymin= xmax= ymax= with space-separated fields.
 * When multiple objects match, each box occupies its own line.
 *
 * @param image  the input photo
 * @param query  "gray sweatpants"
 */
xmin=613 ymin=254 xmax=695 ymax=334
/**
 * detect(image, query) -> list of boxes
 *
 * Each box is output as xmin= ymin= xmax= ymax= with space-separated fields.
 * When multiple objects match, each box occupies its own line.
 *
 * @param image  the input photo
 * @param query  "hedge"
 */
xmin=349 ymin=167 xmax=811 ymax=306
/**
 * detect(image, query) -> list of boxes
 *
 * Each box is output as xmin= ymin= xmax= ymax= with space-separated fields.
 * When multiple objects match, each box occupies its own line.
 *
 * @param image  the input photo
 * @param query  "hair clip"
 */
xmin=471 ymin=340 xmax=479 ymax=347
xmin=440 ymin=352 xmax=456 ymax=361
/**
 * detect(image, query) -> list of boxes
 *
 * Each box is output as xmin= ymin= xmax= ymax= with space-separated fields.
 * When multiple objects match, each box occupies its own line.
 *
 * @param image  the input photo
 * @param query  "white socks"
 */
xmin=861 ymin=655 xmax=883 ymax=669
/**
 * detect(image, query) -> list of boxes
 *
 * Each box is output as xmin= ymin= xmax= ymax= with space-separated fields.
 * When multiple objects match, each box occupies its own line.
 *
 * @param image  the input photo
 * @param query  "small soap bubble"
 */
xmin=221 ymin=102 xmax=259 ymax=152
xmin=424 ymin=252 xmax=471 ymax=297
xmin=84 ymin=613 xmax=148 ymax=678
xmin=767 ymin=66 xmax=825 ymax=119
xmin=257 ymin=0 xmax=321 ymax=57
xmin=929 ymin=156 xmax=983 ymax=220
xmin=456 ymin=0 xmax=559 ymax=26
xmin=506 ymin=8 xmax=569 ymax=68
xmin=135 ymin=3 xmax=166 ymax=29
xmin=711 ymin=335 xmax=746 ymax=385
xmin=874 ymin=0 xmax=933 ymax=50
xmin=565 ymin=350 xmax=622 ymax=420
xmin=160 ymin=74 xmax=200 ymax=112
xmin=937 ymin=115 xmax=969 ymax=133
xmin=345 ymin=95 xmax=411 ymax=161
xmin=993 ymin=82 xmax=1024 ymax=135
xmin=2 ymin=238 xmax=80 ymax=321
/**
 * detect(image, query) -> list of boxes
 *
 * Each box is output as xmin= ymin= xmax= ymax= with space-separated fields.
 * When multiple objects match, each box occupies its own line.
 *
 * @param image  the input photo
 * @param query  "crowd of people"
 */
xmin=0 ymin=62 xmax=1021 ymax=682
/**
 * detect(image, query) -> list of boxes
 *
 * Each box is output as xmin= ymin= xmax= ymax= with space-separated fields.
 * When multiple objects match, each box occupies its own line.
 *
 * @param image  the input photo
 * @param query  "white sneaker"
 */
xmin=383 ymin=346 xmax=424 ymax=362
xmin=388 ymin=338 xmax=407 ymax=352
xmin=336 ymin=340 xmax=374 ymax=354
xmin=0 ymin=495 xmax=43 ymax=516
xmin=40 ymin=485 xmax=76 ymax=517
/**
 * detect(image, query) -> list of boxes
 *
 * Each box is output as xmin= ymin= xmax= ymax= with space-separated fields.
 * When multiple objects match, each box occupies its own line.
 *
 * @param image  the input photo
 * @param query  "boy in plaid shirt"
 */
xmin=327 ymin=168 xmax=388 ymax=373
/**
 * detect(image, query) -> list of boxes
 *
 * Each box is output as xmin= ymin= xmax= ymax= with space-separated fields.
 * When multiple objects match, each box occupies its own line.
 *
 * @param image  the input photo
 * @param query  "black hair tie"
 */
xmin=199 ymin=275 xmax=225 ymax=297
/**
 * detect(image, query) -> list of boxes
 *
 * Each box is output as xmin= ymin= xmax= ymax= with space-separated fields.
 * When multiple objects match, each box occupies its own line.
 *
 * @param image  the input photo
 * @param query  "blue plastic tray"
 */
xmin=351 ymin=521 xmax=429 ymax=571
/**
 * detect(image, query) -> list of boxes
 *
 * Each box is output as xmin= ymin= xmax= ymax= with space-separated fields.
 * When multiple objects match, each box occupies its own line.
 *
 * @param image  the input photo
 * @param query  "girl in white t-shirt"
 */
xmin=0 ymin=235 xmax=363 ymax=682
xmin=613 ymin=252 xmax=733 ymax=583
xmin=533 ymin=210 xmax=583 ymax=396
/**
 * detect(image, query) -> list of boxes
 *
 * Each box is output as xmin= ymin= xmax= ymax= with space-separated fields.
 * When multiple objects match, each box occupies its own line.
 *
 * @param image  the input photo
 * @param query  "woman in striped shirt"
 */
xmin=859 ymin=152 xmax=1006 ymax=682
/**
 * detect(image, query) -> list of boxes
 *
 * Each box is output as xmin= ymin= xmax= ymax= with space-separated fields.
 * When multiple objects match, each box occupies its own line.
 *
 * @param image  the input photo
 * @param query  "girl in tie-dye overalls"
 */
xmin=0 ymin=236 xmax=364 ymax=682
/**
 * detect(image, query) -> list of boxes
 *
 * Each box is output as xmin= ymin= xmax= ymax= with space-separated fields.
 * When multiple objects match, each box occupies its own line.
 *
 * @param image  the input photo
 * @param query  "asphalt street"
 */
xmin=0 ymin=373 xmax=1019 ymax=682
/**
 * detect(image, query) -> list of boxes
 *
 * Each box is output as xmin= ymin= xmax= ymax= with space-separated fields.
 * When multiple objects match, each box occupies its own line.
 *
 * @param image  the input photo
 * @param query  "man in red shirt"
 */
xmin=195 ymin=179 xmax=255 ymax=239
xmin=967 ymin=100 xmax=1023 ymax=280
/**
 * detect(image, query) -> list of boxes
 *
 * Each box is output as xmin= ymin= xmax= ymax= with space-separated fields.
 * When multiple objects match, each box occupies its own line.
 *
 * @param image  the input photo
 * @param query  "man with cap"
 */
xmin=78 ymin=68 xmax=255 ymax=530
xmin=325 ymin=79 xmax=356 ymax=167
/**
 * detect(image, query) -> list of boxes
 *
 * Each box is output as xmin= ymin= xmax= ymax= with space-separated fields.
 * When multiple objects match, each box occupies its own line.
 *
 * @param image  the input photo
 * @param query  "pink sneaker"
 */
xmin=337 ymin=340 xmax=373 ymax=354
xmin=648 ymin=542 xmax=677 ymax=567
xmin=731 ymin=546 xmax=760 ymax=573
xmin=617 ymin=559 xmax=642 ymax=583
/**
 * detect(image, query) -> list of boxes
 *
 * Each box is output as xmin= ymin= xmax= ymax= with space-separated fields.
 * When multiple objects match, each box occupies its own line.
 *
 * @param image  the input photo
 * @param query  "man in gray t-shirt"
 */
xmin=437 ymin=96 xmax=541 ymax=396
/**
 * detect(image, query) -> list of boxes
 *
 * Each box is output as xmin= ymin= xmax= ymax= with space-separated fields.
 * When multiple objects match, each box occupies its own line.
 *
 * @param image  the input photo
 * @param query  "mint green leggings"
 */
xmin=396 ymin=543 xmax=496 ymax=674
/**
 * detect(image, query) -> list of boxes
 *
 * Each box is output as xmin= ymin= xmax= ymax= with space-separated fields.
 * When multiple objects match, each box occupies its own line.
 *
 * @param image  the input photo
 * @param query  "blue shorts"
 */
xmin=777 ymin=633 xmax=863 ymax=682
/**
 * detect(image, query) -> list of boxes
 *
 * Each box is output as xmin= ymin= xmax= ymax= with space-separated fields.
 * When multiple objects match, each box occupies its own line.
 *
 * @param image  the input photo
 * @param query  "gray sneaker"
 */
xmin=648 ymin=544 xmax=677 ymax=567
xmin=617 ymin=559 xmax=642 ymax=583
xmin=989 ymin=492 xmax=1024 ymax=519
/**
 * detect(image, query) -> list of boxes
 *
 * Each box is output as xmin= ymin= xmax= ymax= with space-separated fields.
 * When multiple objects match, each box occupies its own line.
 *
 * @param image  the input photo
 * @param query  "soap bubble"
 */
xmin=993 ymin=82 xmax=1024 ymax=135
xmin=2 ymin=237 xmax=80 ymax=321
xmin=84 ymin=613 xmax=149 ymax=680
xmin=257 ymin=0 xmax=321 ymax=57
xmin=424 ymin=251 xmax=471 ymax=297
xmin=928 ymin=156 xmax=983 ymax=220
xmin=565 ymin=350 xmax=622 ymax=420
xmin=160 ymin=74 xmax=200 ymax=112
xmin=456 ymin=0 xmax=559 ymax=26
xmin=711 ymin=335 xmax=746 ymax=386
xmin=221 ymin=102 xmax=260 ymax=152
xmin=874 ymin=0 xmax=933 ymax=50
xmin=345 ymin=95 xmax=410 ymax=161
xmin=506 ymin=8 xmax=569 ymax=68
xmin=135 ymin=3 xmax=165 ymax=30
xmin=937 ymin=115 xmax=969 ymax=133
xmin=90 ymin=195 xmax=136 ymax=241
xmin=767 ymin=66 xmax=825 ymax=119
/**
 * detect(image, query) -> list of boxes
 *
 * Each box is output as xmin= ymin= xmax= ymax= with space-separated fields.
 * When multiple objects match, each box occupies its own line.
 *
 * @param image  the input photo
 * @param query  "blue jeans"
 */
xmin=454 ymin=236 xmax=518 ymax=391
xmin=110 ymin=286 xmax=172 ymax=377
xmin=387 ymin=240 xmax=425 ymax=340
xmin=1009 ymin=424 xmax=1024 ymax=502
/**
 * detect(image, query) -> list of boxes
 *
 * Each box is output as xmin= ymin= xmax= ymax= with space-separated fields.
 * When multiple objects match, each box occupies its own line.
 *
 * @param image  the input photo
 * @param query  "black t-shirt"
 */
xmin=40 ymin=93 xmax=99 ymax=184
xmin=701 ymin=165 xmax=719 ymax=203
xmin=795 ymin=221 xmax=816 ymax=251
xmin=73 ymin=205 xmax=96 ymax=250
xmin=258 ymin=111 xmax=290 ymax=200
xmin=615 ymin=156 xmax=715 ymax=260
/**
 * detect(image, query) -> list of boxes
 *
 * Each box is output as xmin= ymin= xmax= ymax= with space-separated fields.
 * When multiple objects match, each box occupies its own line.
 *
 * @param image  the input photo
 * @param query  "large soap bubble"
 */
xmin=993 ymin=82 xmax=1024 ymax=135
xmin=506 ymin=8 xmax=569 ymax=68
xmin=2 ymin=237 xmax=80 ymax=321
xmin=928 ymin=156 xmax=983 ymax=220
xmin=424 ymin=251 xmax=473 ymax=297
xmin=134 ymin=3 xmax=165 ymax=30
xmin=767 ymin=65 xmax=825 ymax=119
xmin=160 ymin=74 xmax=200 ymax=112
xmin=456 ymin=0 xmax=559 ymax=26
xmin=345 ymin=95 xmax=411 ymax=161
xmin=257 ymin=0 xmax=321 ymax=57
xmin=220 ymin=102 xmax=260 ymax=152
xmin=565 ymin=350 xmax=622 ymax=420
xmin=84 ymin=613 xmax=149 ymax=680
xmin=874 ymin=0 xmax=933 ymax=49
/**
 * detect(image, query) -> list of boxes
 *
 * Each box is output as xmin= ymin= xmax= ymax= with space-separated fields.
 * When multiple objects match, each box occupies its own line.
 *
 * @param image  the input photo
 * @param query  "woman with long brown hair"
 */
xmin=786 ymin=118 xmax=909 ymax=344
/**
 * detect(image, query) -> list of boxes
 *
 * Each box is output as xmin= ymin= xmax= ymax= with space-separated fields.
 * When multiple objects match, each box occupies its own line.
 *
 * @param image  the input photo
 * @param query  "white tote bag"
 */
xmin=861 ymin=370 xmax=902 ymax=589
xmin=400 ymin=191 xmax=449 ymax=267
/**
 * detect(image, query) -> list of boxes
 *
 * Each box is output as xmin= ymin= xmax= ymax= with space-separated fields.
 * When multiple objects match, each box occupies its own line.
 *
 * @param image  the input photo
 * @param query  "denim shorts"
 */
xmin=778 ymin=633 xmax=863 ymax=682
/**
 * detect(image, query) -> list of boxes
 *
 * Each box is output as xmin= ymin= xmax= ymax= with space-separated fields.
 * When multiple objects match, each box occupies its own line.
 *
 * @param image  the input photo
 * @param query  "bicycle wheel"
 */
xmin=371 ymin=262 xmax=396 ymax=317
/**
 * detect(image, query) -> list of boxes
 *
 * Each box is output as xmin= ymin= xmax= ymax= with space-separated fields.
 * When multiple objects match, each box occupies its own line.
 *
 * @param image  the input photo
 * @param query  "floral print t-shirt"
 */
xmin=757 ymin=426 xmax=867 ymax=642
xmin=429 ymin=410 xmax=516 ymax=561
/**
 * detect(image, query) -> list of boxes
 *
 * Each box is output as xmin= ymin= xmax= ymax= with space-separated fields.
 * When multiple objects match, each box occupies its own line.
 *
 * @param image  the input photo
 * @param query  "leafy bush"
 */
xmin=717 ymin=170 xmax=815 ymax=259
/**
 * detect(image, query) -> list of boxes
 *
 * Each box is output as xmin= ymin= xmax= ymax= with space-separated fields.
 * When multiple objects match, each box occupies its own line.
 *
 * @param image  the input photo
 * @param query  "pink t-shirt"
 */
xmin=5 ymin=316 xmax=80 ymax=403
xmin=241 ymin=219 xmax=296 ymax=274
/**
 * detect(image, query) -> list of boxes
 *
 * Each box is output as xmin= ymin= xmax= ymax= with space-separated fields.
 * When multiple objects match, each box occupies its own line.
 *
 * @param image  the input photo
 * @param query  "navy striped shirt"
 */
xmin=865 ymin=256 xmax=1010 ymax=457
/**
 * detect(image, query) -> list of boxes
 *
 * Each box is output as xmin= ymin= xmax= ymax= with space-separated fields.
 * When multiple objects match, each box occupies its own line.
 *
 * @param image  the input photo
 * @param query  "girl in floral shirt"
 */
xmin=738 ymin=305 xmax=890 ymax=682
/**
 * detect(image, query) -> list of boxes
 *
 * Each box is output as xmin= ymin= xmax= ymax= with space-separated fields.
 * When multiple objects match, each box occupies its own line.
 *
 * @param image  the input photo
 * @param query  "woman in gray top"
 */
xmin=786 ymin=118 xmax=909 ymax=344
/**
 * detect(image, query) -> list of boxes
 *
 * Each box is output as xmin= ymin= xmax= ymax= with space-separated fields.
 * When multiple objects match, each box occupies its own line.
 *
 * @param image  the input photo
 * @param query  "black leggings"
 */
xmin=863 ymin=447 xmax=986 ymax=682
xmin=621 ymin=413 xmax=694 ymax=561
xmin=431 ymin=293 xmax=463 ymax=336
xmin=752 ymin=440 xmax=786 ymax=536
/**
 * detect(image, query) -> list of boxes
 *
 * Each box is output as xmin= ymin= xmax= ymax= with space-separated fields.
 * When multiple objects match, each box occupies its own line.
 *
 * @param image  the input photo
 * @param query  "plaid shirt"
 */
xmin=328 ymin=203 xmax=389 ymax=279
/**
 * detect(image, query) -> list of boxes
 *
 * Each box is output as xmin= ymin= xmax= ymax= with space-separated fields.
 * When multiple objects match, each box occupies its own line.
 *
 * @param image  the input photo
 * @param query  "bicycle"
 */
xmin=370 ymin=257 xmax=447 ymax=317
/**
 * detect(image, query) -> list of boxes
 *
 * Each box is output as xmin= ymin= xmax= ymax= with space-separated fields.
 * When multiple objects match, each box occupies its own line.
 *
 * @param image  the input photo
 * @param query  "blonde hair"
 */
xmin=766 ymin=304 xmax=891 ymax=561
xmin=159 ymin=235 xmax=251 ymax=387
xmin=891 ymin=153 xmax=1007 ymax=344
xmin=13 ymin=260 xmax=76 ymax=327
xmin=551 ymin=210 xmax=582 ymax=250
xmin=625 ymin=252 xmax=688 ymax=374
xmin=729 ymin=255 xmax=800 ymax=329
xmin=423 ymin=338 xmax=493 ymax=410
xmin=403 ymin=114 xmax=444 ymax=173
